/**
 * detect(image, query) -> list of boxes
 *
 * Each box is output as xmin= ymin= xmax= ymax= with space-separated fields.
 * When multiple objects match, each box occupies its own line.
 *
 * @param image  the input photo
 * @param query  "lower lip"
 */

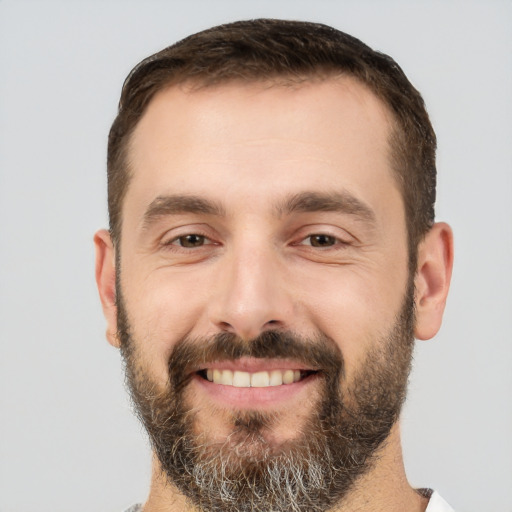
xmin=192 ymin=373 xmax=319 ymax=409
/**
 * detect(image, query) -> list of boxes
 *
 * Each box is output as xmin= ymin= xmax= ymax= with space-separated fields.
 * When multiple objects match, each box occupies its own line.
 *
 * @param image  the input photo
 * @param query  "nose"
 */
xmin=208 ymin=242 xmax=293 ymax=341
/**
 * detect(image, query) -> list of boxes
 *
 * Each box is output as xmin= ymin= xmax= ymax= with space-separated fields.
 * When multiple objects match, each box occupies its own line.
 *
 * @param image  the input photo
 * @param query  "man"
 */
xmin=95 ymin=19 xmax=454 ymax=512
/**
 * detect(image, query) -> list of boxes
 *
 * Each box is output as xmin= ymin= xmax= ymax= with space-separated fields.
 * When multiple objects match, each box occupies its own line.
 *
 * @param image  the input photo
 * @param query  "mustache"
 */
xmin=167 ymin=330 xmax=345 ymax=392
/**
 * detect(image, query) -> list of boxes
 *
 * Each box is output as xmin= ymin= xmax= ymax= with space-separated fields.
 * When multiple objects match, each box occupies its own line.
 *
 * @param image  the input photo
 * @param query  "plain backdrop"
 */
xmin=0 ymin=1 xmax=511 ymax=511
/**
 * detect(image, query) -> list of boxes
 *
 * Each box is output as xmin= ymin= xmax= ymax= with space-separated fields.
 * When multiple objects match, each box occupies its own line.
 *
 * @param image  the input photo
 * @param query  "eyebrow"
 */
xmin=141 ymin=190 xmax=376 ymax=229
xmin=276 ymin=191 xmax=376 ymax=223
xmin=142 ymin=194 xmax=226 ymax=229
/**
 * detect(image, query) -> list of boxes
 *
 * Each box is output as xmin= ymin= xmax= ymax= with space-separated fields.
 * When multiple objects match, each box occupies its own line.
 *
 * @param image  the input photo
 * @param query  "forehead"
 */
xmin=125 ymin=77 xmax=399 ymax=223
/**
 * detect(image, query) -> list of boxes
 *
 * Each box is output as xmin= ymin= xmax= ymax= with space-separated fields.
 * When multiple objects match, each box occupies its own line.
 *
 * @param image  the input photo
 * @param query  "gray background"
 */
xmin=1 ymin=1 xmax=511 ymax=511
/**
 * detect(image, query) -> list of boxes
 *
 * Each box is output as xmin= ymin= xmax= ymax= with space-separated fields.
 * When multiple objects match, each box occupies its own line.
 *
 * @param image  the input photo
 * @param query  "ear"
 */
xmin=414 ymin=222 xmax=454 ymax=340
xmin=94 ymin=229 xmax=120 ymax=348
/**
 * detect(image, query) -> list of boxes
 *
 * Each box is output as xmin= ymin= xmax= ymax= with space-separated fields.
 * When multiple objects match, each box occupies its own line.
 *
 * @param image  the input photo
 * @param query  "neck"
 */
xmin=142 ymin=422 xmax=428 ymax=512
xmin=328 ymin=423 xmax=429 ymax=512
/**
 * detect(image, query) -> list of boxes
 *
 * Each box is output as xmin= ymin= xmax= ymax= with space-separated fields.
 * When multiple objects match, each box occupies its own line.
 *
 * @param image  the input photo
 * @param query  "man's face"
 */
xmin=115 ymin=78 xmax=413 ymax=509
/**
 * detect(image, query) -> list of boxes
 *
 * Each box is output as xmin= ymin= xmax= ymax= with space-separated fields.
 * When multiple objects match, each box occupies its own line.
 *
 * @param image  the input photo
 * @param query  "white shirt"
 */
xmin=425 ymin=491 xmax=455 ymax=511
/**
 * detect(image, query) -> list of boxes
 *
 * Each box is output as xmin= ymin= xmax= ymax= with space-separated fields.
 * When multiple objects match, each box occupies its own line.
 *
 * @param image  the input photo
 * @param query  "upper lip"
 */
xmin=195 ymin=357 xmax=317 ymax=373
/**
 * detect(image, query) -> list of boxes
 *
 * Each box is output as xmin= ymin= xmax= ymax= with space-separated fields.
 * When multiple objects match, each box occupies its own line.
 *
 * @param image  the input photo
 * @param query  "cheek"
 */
xmin=120 ymin=268 xmax=212 ymax=382
xmin=293 ymin=261 xmax=408 ymax=376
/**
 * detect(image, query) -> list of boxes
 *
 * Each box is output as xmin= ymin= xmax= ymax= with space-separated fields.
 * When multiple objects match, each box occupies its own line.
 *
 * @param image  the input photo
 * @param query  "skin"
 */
xmin=95 ymin=77 xmax=453 ymax=511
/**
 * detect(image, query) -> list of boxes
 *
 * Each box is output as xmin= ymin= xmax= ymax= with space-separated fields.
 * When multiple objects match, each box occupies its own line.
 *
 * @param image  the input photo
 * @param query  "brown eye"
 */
xmin=176 ymin=234 xmax=206 ymax=248
xmin=308 ymin=234 xmax=337 ymax=247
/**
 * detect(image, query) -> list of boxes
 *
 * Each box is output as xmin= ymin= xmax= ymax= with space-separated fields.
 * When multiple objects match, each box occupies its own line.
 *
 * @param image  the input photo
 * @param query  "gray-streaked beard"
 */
xmin=117 ymin=285 xmax=415 ymax=512
xmin=189 ymin=424 xmax=337 ymax=512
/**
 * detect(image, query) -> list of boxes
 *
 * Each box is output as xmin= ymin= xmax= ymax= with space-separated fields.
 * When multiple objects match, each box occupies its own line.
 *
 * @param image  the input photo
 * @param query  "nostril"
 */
xmin=262 ymin=319 xmax=282 ymax=332
xmin=213 ymin=317 xmax=284 ymax=341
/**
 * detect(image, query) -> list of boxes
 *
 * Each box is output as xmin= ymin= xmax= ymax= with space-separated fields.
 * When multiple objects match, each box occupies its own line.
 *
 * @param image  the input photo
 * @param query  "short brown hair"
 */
xmin=107 ymin=19 xmax=436 ymax=269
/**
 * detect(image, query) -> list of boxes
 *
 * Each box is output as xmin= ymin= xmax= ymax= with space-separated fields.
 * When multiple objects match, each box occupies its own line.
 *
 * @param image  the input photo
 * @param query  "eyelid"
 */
xmin=291 ymin=225 xmax=356 ymax=246
xmin=296 ymin=235 xmax=351 ymax=249
xmin=163 ymin=233 xmax=213 ymax=247
xmin=158 ymin=224 xmax=219 ymax=248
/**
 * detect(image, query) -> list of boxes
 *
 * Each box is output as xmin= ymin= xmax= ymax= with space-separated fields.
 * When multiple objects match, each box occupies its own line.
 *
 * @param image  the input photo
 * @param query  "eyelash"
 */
xmin=162 ymin=233 xmax=213 ymax=249
xmin=296 ymin=233 xmax=350 ymax=248
xmin=161 ymin=232 xmax=350 ymax=252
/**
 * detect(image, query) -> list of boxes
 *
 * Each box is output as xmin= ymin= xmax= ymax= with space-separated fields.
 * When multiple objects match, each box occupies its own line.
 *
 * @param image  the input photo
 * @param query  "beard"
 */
xmin=117 ymin=282 xmax=415 ymax=512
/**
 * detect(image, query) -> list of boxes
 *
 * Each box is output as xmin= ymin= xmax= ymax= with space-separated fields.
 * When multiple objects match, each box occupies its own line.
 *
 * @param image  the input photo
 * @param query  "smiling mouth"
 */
xmin=197 ymin=368 xmax=318 ymax=388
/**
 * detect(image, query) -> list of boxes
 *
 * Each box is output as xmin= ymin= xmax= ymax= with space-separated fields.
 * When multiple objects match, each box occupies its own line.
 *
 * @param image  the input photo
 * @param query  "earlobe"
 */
xmin=414 ymin=222 xmax=454 ymax=340
xmin=94 ymin=229 xmax=120 ymax=348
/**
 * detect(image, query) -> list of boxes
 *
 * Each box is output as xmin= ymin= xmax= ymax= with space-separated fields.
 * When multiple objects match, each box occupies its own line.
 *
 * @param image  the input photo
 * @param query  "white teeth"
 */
xmin=213 ymin=369 xmax=222 ymax=384
xmin=220 ymin=369 xmax=233 ymax=385
xmin=251 ymin=371 xmax=270 ymax=387
xmin=204 ymin=368 xmax=307 ymax=388
xmin=282 ymin=370 xmax=294 ymax=384
xmin=233 ymin=371 xmax=251 ymax=387
xmin=269 ymin=370 xmax=283 ymax=386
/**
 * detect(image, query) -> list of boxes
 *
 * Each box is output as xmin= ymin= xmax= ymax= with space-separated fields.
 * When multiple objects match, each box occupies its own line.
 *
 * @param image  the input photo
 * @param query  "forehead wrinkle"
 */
xmin=274 ymin=191 xmax=376 ymax=224
xmin=141 ymin=194 xmax=226 ymax=230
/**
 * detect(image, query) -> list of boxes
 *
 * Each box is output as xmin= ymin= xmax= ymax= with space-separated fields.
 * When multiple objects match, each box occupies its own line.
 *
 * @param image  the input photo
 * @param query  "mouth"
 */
xmin=197 ymin=368 xmax=318 ymax=388
xmin=190 ymin=358 xmax=320 ymax=409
